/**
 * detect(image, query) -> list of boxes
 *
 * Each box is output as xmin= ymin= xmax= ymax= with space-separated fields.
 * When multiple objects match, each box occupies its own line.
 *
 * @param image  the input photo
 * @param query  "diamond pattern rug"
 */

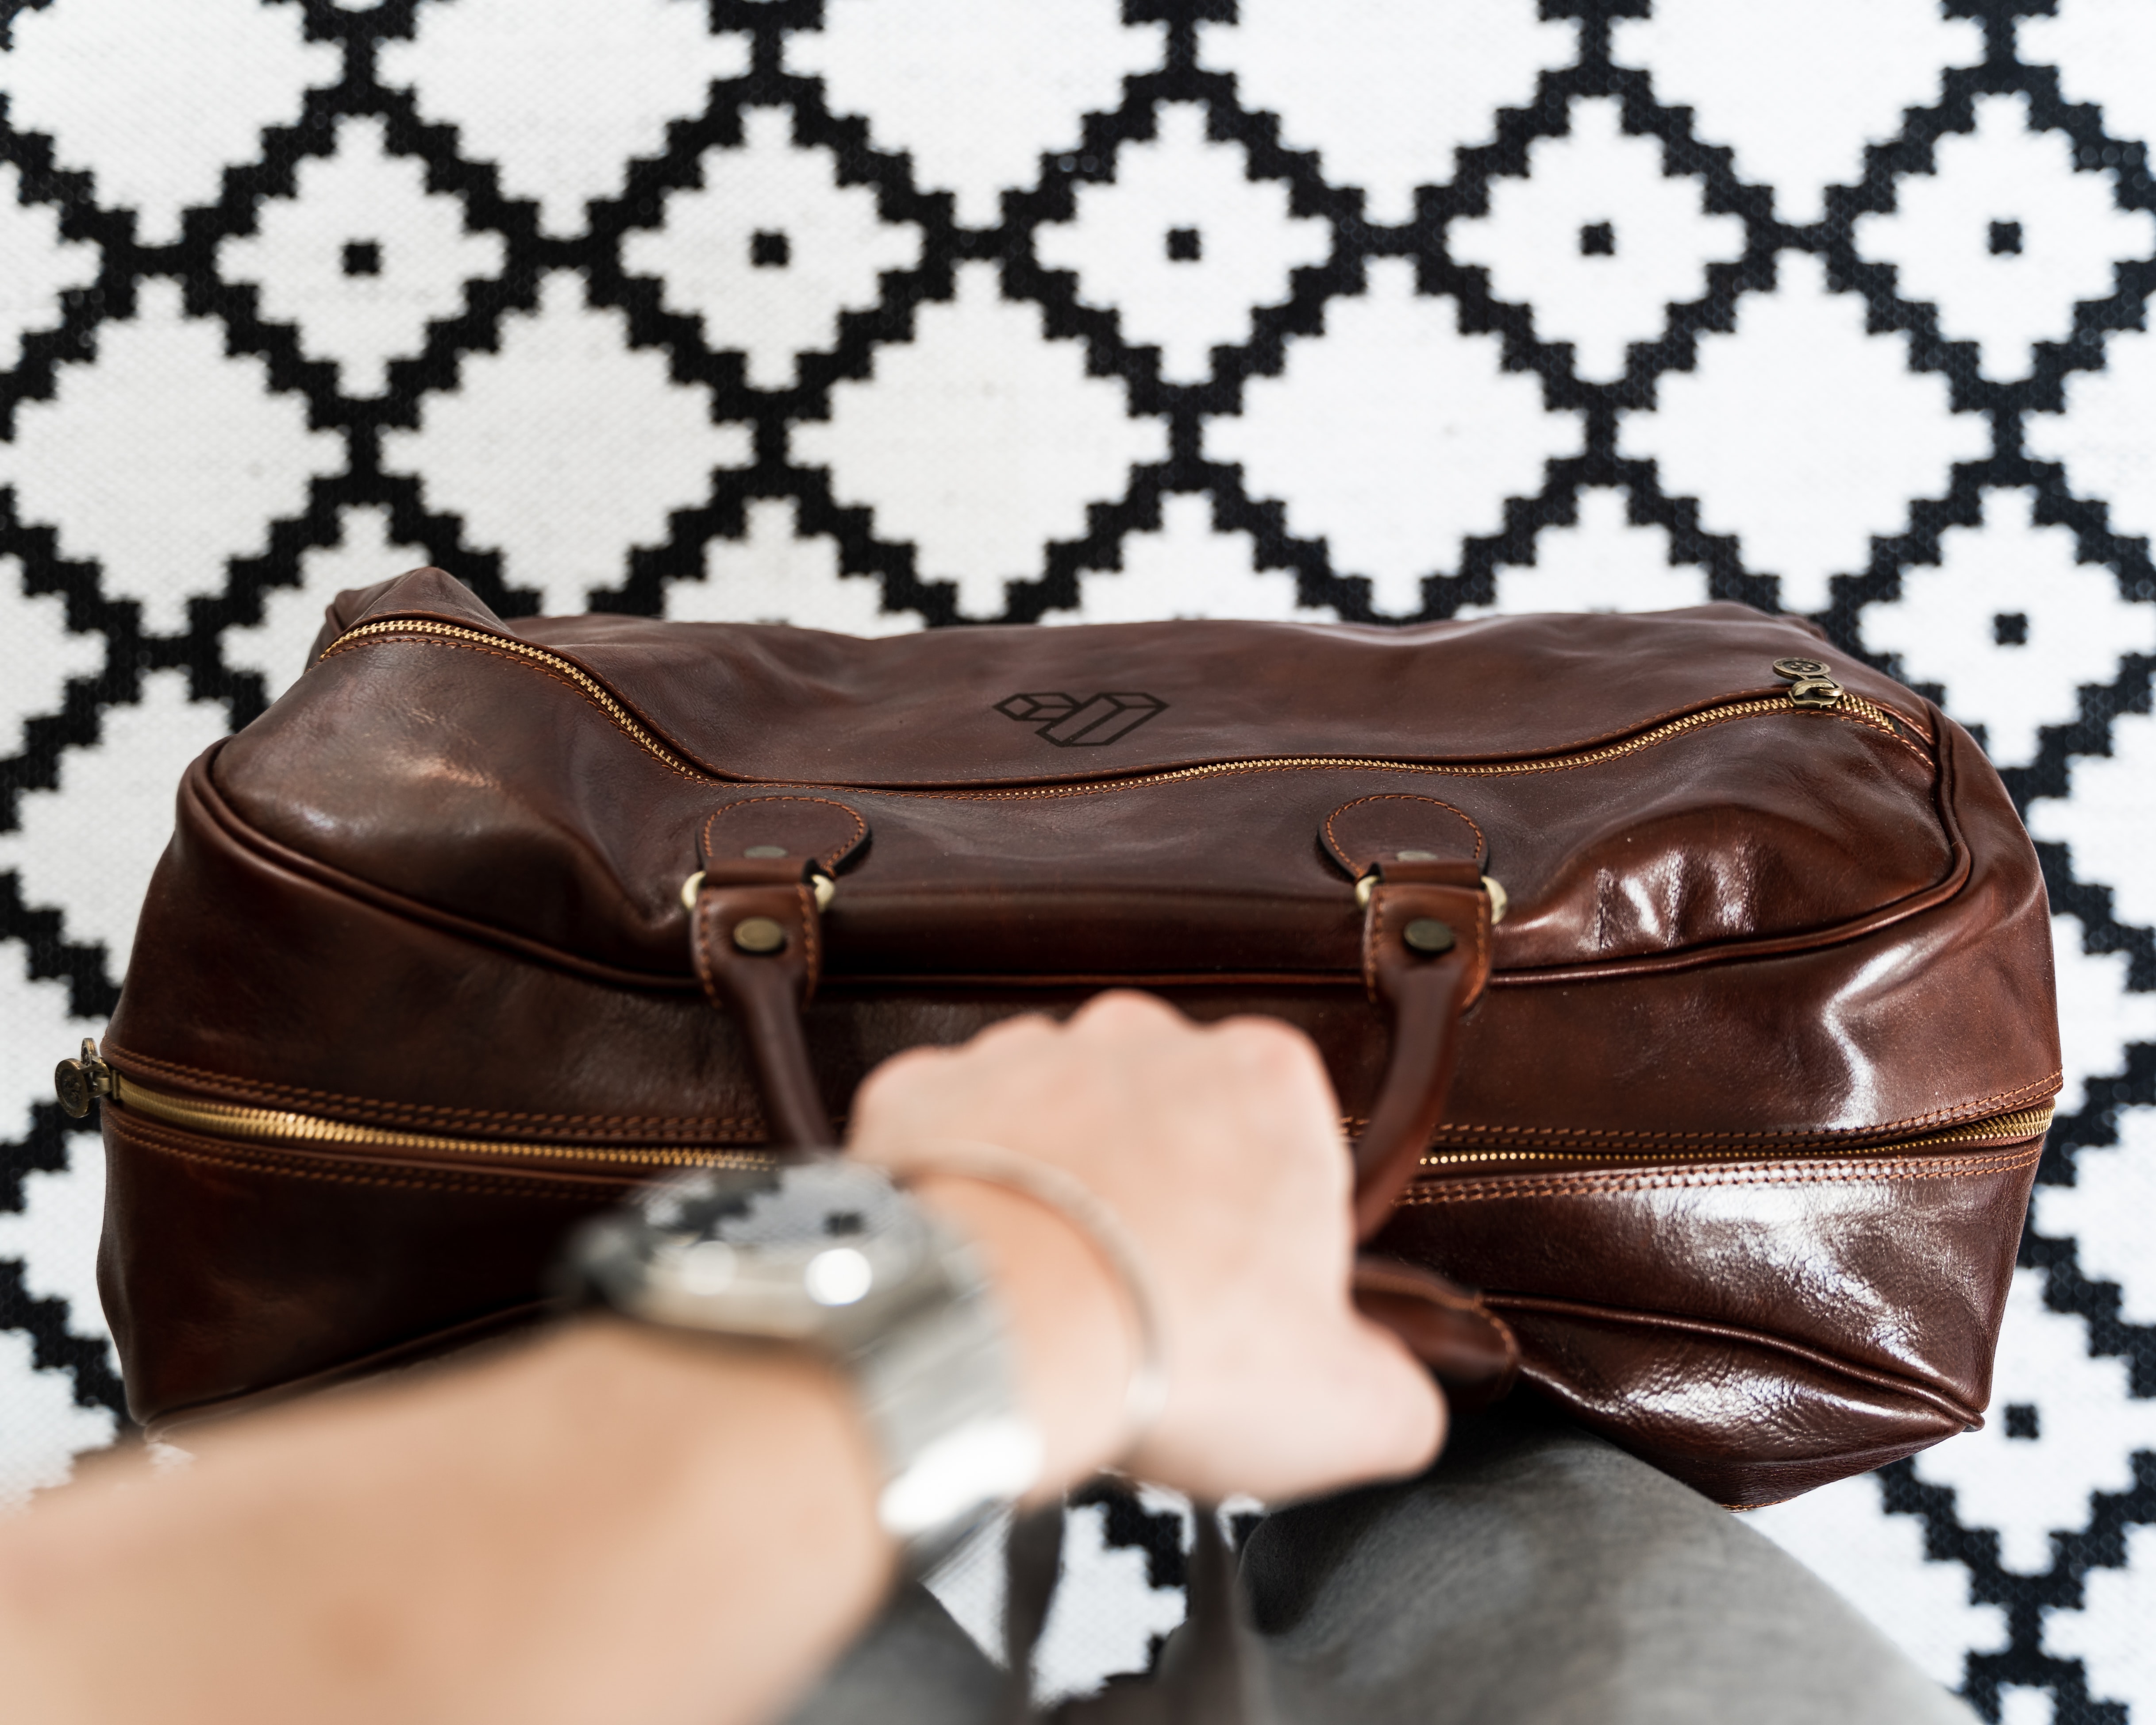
xmin=0 ymin=4 xmax=2152 ymax=1721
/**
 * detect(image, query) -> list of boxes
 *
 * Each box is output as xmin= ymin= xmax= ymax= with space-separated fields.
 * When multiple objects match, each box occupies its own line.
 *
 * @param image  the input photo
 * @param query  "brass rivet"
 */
xmin=53 ymin=1062 xmax=89 ymax=1119
xmin=732 ymin=916 xmax=787 ymax=955
xmin=743 ymin=844 xmax=787 ymax=859
xmin=1772 ymin=656 xmax=1829 ymax=680
xmin=1403 ymin=918 xmax=1455 ymax=955
xmin=1395 ymin=848 xmax=1440 ymax=862
xmin=1482 ymin=875 xmax=1509 ymax=926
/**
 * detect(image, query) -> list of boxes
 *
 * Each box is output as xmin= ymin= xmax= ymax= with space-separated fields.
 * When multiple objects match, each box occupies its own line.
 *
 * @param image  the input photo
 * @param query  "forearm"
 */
xmin=0 ymin=1323 xmax=893 ymax=1725
xmin=0 ymin=1179 xmax=1125 ymax=1725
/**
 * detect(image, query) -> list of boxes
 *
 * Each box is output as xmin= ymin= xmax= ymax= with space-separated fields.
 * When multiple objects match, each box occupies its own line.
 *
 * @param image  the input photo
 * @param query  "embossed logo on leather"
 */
xmin=995 ymin=691 xmax=1167 ymax=747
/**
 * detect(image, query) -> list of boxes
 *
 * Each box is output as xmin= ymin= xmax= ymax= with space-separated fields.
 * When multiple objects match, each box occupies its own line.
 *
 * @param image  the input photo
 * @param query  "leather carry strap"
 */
xmin=688 ymin=822 xmax=1518 ymax=1398
xmin=691 ymin=858 xmax=834 ymax=1148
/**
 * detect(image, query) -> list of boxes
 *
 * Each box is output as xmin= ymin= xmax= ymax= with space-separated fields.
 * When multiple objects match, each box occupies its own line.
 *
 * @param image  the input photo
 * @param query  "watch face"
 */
xmin=574 ymin=1158 xmax=945 ymax=1342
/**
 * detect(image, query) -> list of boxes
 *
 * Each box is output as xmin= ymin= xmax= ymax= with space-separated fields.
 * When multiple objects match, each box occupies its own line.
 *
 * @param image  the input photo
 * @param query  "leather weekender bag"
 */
xmin=73 ymin=566 xmax=2060 ymax=1506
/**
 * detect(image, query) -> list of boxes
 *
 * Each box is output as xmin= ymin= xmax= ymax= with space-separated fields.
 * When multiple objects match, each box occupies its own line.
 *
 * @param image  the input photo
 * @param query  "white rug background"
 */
xmin=1 ymin=4 xmax=2152 ymax=1720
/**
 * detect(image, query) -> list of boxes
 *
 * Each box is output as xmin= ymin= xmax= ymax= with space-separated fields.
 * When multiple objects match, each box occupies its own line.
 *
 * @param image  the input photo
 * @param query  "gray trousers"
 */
xmin=788 ymin=1409 xmax=1977 ymax=1725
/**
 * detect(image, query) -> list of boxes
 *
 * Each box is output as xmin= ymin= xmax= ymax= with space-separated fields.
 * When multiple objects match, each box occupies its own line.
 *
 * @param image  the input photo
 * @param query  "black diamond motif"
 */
xmin=2003 ymin=1403 xmax=2040 ymax=1440
xmin=1578 ymin=221 xmax=1614 ymax=257
xmin=1988 ymin=219 xmax=2023 ymax=256
xmin=1166 ymin=226 xmax=1201 ymax=262
xmin=751 ymin=229 xmax=790 ymax=269
xmin=341 ymin=239 xmax=382 ymax=277
xmin=1994 ymin=611 xmax=2030 ymax=646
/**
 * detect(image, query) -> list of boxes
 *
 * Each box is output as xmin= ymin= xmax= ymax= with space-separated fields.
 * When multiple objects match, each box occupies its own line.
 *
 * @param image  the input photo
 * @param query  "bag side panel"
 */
xmin=98 ymin=1109 xmax=629 ymax=1428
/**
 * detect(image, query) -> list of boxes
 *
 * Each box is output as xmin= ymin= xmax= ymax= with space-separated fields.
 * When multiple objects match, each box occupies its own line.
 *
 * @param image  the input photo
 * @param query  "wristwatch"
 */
xmin=564 ymin=1157 xmax=1043 ymax=1566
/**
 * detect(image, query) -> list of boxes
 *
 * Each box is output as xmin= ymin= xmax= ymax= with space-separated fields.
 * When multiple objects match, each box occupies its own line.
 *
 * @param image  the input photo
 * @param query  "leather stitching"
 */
xmin=796 ymin=878 xmax=820 ymax=1004
xmin=1324 ymin=794 xmax=1487 ymax=871
xmin=690 ymin=889 xmax=727 ymax=1012
xmin=98 ymin=1041 xmax=761 ymax=1137
xmin=109 ymin=1113 xmax=637 ymax=1200
xmin=1351 ymin=1072 xmax=2065 ymax=1147
xmin=1396 ymin=1142 xmax=2042 ymax=1203
xmin=701 ymin=795 xmax=867 ymax=870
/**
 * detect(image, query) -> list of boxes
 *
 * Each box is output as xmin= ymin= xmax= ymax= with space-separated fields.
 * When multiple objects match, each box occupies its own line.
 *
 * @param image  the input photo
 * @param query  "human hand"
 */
xmin=847 ymin=991 xmax=1445 ymax=1504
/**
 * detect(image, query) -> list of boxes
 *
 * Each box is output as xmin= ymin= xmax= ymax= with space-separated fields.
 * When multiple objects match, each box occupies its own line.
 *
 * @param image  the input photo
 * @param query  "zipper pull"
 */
xmin=1772 ymin=656 xmax=1843 ymax=709
xmin=54 ymin=1037 xmax=115 ymax=1120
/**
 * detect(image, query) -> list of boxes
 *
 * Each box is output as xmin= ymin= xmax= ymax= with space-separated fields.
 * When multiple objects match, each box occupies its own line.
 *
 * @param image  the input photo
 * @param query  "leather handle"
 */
xmin=1344 ymin=861 xmax=1516 ymax=1402
xmin=1350 ymin=863 xmax=1493 ymax=1238
xmin=685 ymin=843 xmax=1514 ymax=1399
xmin=690 ymin=862 xmax=834 ymax=1148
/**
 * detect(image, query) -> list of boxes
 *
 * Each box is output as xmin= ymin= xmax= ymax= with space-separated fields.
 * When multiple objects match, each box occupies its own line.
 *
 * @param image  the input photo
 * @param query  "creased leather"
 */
xmin=96 ymin=569 xmax=2061 ymax=1502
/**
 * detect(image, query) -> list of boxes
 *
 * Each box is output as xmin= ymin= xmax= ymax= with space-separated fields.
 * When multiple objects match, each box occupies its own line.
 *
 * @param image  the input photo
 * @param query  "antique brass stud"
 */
xmin=743 ymin=844 xmax=787 ymax=859
xmin=732 ymin=916 xmax=787 ymax=955
xmin=680 ymin=870 xmax=706 ymax=912
xmin=53 ymin=1037 xmax=112 ymax=1120
xmin=1396 ymin=848 xmax=1440 ymax=862
xmin=1403 ymin=918 xmax=1455 ymax=955
xmin=1771 ymin=656 xmax=1842 ymax=708
xmin=1482 ymin=875 xmax=1509 ymax=925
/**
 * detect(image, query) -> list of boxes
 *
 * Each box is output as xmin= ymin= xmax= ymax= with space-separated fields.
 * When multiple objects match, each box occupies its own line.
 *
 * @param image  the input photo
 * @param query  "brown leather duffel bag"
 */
xmin=70 ymin=566 xmax=2058 ymax=1506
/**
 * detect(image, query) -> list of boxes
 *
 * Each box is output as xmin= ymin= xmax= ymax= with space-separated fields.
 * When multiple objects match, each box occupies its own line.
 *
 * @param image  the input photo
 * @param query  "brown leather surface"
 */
xmin=690 ymin=865 xmax=833 ymax=1148
xmin=100 ymin=568 xmax=2061 ymax=1502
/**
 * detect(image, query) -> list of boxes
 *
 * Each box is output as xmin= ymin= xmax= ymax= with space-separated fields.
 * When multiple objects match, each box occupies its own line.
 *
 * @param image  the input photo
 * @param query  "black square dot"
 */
xmin=1989 ymin=220 xmax=2023 ymax=256
xmin=340 ymin=240 xmax=382 ymax=277
xmin=1166 ymin=226 xmax=1201 ymax=262
xmin=750 ymin=229 xmax=790 ymax=269
xmin=1993 ymin=611 xmax=2030 ymax=646
xmin=2003 ymin=1402 xmax=2040 ymax=1440
xmin=1579 ymin=221 xmax=1615 ymax=257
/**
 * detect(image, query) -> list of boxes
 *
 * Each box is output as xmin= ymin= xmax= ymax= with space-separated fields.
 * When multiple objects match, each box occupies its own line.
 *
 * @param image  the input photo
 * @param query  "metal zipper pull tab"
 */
xmin=1772 ymin=656 xmax=1843 ymax=709
xmin=54 ymin=1037 xmax=115 ymax=1119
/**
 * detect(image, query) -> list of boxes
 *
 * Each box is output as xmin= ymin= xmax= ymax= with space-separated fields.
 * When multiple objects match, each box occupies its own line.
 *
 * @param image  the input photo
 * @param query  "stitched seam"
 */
xmin=101 ymin=1043 xmax=758 ymax=1136
xmin=109 ymin=1115 xmax=639 ymax=1200
xmin=702 ymin=795 xmax=867 ymax=870
xmin=1374 ymin=1073 xmax=2065 ymax=1148
xmin=797 ymin=878 xmax=820 ymax=1003
xmin=1324 ymin=794 xmax=1486 ymax=869
xmin=691 ymin=890 xmax=726 ymax=1012
xmin=1398 ymin=1143 xmax=2042 ymax=1203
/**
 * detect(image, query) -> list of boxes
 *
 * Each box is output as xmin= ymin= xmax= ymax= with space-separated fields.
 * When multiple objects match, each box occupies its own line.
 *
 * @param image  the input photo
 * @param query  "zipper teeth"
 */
xmin=326 ymin=619 xmax=705 ymax=779
xmin=1417 ymin=1105 xmax=2055 ymax=1171
xmin=112 ymin=1067 xmax=2047 ymax=1177
xmin=325 ymin=619 xmax=1919 ymax=794
xmin=111 ymin=1073 xmax=775 ymax=1170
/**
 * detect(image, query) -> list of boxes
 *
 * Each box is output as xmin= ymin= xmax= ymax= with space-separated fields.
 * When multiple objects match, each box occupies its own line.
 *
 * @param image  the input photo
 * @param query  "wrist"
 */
xmin=902 ymin=1173 xmax=1134 ymax=1494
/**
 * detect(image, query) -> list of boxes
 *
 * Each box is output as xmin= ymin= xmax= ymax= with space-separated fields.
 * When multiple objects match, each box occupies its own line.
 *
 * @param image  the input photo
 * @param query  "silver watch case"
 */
xmin=567 ymin=1158 xmax=1042 ymax=1557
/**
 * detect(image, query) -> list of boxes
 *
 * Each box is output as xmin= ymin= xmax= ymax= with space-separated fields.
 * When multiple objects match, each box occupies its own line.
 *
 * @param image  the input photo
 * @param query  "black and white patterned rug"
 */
xmin=1 ymin=3 xmax=2152 ymax=1719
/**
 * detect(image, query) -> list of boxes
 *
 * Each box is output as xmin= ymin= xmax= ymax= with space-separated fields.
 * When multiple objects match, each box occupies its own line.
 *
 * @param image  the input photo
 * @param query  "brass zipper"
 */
xmin=58 ymin=1045 xmax=773 ymax=1172
xmin=323 ymin=618 xmax=1924 ymax=796
xmin=1416 ymin=1104 xmax=2055 ymax=1172
xmin=62 ymin=1041 xmax=2044 ymax=1180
